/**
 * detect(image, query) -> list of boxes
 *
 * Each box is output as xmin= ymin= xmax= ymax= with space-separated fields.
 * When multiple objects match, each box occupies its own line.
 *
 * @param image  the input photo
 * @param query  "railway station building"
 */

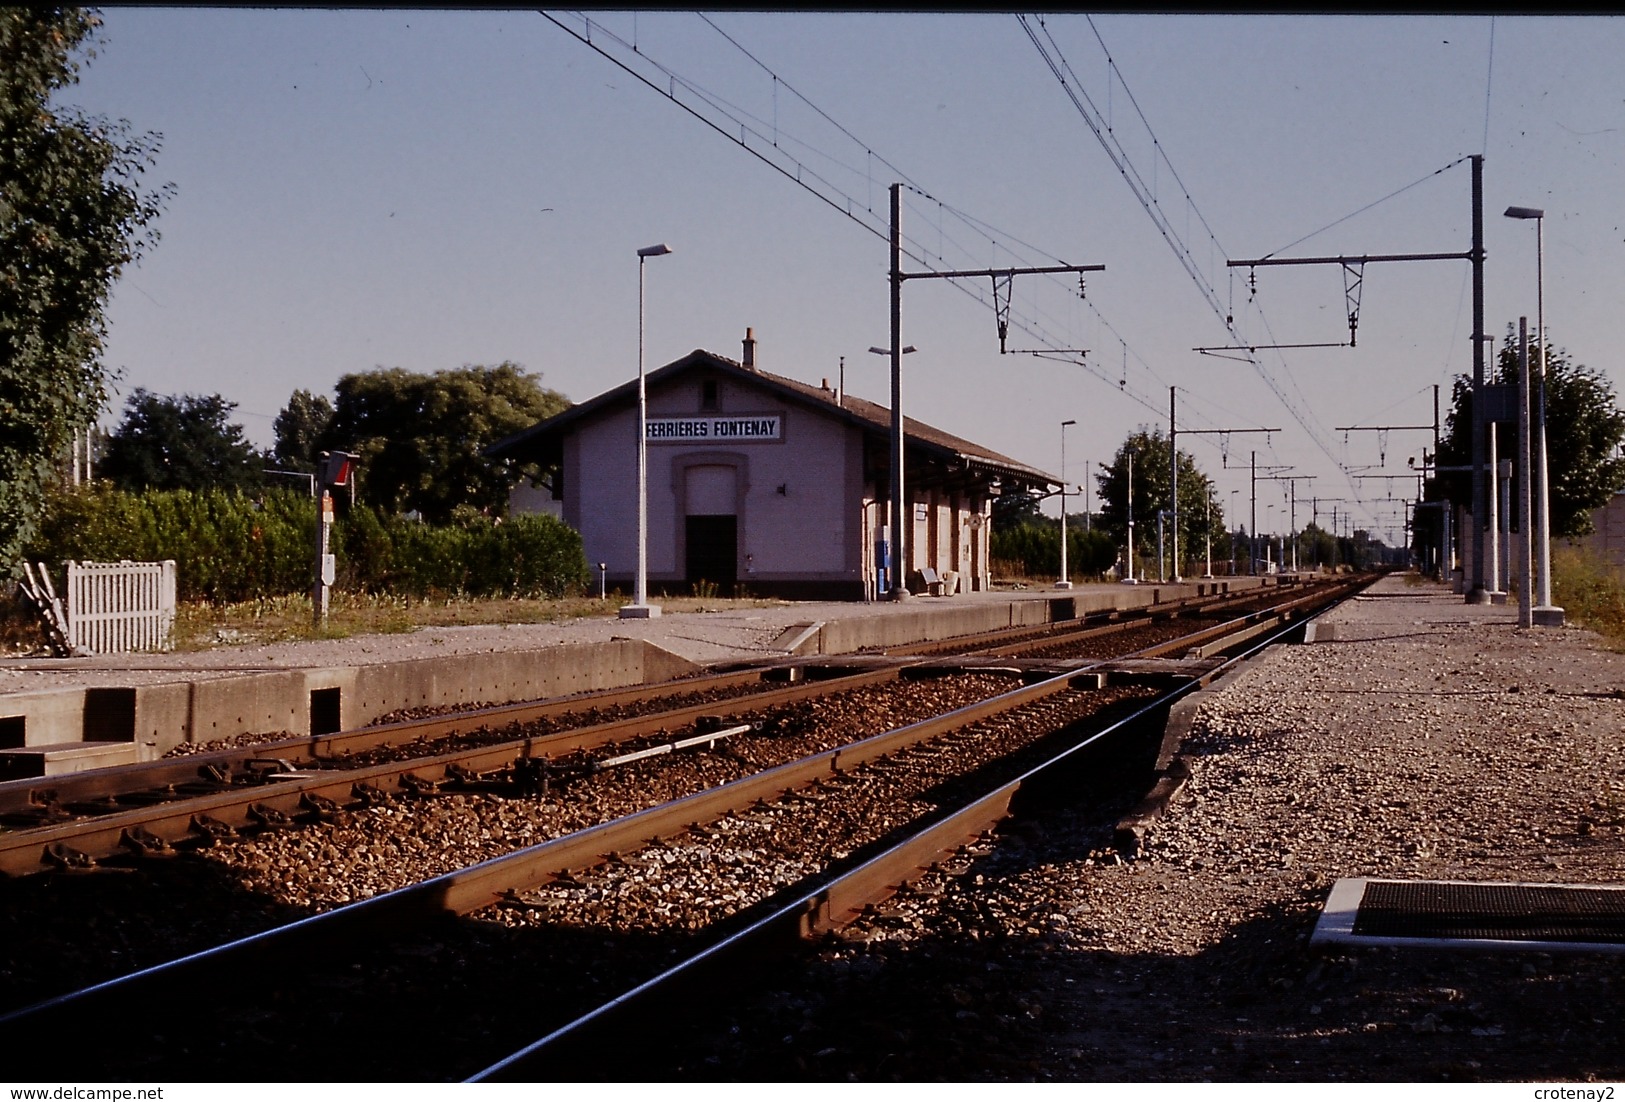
xmin=489 ymin=330 xmax=1055 ymax=601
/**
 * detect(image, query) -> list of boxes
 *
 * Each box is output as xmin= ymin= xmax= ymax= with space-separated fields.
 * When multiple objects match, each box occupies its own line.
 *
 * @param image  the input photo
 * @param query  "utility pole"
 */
xmin=1248 ymin=451 xmax=1292 ymax=575
xmin=1256 ymin=473 xmax=1313 ymax=573
xmin=1176 ymin=420 xmax=1277 ymax=577
xmin=1317 ymin=498 xmax=1360 ymax=574
xmin=1228 ymin=155 xmax=1488 ymax=600
xmin=1170 ymin=387 xmax=1178 ymax=581
xmin=1518 ymin=317 xmax=1534 ymax=627
xmin=887 ymin=181 xmax=1104 ymax=599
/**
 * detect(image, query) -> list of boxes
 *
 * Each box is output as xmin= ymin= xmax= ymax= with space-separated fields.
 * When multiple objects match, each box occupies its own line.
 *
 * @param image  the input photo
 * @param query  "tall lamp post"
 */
xmin=1203 ymin=483 xmax=1214 ymax=579
xmin=1123 ymin=451 xmax=1138 ymax=584
xmin=1057 ymin=419 xmax=1076 ymax=589
xmin=621 ymin=243 xmax=673 ymax=620
xmin=1504 ymin=206 xmax=1564 ymax=627
xmin=1228 ymin=489 xmax=1240 ymax=576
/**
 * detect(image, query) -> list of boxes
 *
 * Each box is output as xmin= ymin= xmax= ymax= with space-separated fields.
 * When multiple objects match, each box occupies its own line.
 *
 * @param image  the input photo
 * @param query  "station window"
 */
xmin=701 ymin=379 xmax=718 ymax=410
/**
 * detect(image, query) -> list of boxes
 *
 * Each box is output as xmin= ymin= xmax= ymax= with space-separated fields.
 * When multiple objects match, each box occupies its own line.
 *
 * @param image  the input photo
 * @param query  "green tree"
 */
xmin=0 ymin=9 xmax=169 ymax=570
xmin=1432 ymin=327 xmax=1625 ymax=539
xmin=322 ymin=362 xmax=569 ymax=523
xmin=99 ymin=389 xmax=263 ymax=492
xmin=1296 ymin=522 xmax=1338 ymax=570
xmin=1095 ymin=429 xmax=1219 ymax=576
xmin=272 ymin=388 xmax=334 ymax=471
xmin=990 ymin=483 xmax=1045 ymax=529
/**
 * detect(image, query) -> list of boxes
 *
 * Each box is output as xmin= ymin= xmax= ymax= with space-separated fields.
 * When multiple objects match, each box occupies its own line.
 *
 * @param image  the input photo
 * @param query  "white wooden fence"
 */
xmin=65 ymin=560 xmax=177 ymax=654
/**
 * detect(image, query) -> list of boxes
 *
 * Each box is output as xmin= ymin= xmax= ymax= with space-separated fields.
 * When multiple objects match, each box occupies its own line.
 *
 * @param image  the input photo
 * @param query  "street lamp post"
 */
xmin=1123 ymin=451 xmax=1137 ymax=584
xmin=621 ymin=243 xmax=673 ymax=620
xmin=1504 ymin=205 xmax=1564 ymax=627
xmin=1204 ymin=487 xmax=1214 ymax=578
xmin=1228 ymin=489 xmax=1240 ymax=576
xmin=1057 ymin=419 xmax=1076 ymax=589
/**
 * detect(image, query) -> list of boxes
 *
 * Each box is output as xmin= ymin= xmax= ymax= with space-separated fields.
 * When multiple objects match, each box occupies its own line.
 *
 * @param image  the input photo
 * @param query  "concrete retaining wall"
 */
xmin=0 ymin=576 xmax=1296 ymax=773
xmin=0 ymin=640 xmax=701 ymax=762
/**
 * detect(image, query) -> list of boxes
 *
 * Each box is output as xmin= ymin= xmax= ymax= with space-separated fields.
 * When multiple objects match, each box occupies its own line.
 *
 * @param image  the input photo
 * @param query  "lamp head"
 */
xmin=637 ymin=243 xmax=673 ymax=258
xmin=1503 ymin=206 xmax=1544 ymax=221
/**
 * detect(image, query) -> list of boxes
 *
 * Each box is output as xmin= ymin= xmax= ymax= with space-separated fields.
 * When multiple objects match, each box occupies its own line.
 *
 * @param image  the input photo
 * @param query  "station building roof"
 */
xmin=487 ymin=345 xmax=1057 ymax=490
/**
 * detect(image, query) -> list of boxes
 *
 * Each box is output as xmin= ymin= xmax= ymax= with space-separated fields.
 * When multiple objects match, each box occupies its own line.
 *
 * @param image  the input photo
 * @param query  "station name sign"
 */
xmin=646 ymin=415 xmax=782 ymax=442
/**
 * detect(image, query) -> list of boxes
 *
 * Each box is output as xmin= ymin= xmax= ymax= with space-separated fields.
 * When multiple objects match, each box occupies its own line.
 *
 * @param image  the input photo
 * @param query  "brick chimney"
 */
xmin=742 ymin=327 xmax=756 ymax=370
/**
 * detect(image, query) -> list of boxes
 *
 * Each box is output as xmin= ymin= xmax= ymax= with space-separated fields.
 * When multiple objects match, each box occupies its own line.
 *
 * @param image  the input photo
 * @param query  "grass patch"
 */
xmin=1551 ymin=545 xmax=1625 ymax=648
xmin=169 ymin=590 xmax=793 ymax=652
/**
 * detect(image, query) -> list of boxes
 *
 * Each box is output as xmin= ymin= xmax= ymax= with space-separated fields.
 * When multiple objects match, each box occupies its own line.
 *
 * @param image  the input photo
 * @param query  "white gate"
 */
xmin=65 ymin=560 xmax=178 ymax=654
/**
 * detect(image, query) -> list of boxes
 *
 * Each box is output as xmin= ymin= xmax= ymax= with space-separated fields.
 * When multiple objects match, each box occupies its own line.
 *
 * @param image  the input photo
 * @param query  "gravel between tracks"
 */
xmin=647 ymin=575 xmax=1625 ymax=1083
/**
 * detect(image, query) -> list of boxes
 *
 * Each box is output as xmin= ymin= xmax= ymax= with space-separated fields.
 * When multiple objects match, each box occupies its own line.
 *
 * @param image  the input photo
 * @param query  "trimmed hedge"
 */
xmin=991 ymin=522 xmax=1119 ymax=580
xmin=26 ymin=486 xmax=588 ymax=602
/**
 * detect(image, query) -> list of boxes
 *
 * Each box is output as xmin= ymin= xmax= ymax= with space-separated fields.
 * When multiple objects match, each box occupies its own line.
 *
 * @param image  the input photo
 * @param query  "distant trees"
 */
xmin=1430 ymin=328 xmax=1625 ymax=538
xmin=991 ymin=521 xmax=1117 ymax=581
xmin=317 ymin=362 xmax=569 ymax=523
xmin=1 ymin=9 xmax=170 ymax=568
xmin=271 ymin=388 xmax=334 ymax=472
xmin=1095 ymin=429 xmax=1219 ymax=575
xmin=991 ymin=484 xmax=1045 ymax=530
xmin=989 ymin=472 xmax=1122 ymax=580
xmin=99 ymin=389 xmax=263 ymax=493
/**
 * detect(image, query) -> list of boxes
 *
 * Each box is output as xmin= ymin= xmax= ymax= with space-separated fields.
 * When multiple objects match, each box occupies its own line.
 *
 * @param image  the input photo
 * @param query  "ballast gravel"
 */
xmin=646 ymin=576 xmax=1625 ymax=1083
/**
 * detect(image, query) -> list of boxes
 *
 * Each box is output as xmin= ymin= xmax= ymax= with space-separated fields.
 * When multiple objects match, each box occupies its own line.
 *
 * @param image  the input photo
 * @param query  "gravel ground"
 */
xmin=650 ymin=574 xmax=1625 ymax=1082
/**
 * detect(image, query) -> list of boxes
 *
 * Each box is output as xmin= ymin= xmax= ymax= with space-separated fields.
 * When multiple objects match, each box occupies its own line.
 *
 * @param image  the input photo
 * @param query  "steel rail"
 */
xmin=0 ymin=662 xmax=1110 ymax=1042
xmin=0 ymin=665 xmax=789 ymax=816
xmin=983 ymin=580 xmax=1340 ymax=661
xmin=879 ymin=584 xmax=1285 ymax=658
xmin=0 ymin=666 xmax=907 ymax=875
xmin=0 ymin=585 xmax=1349 ymax=874
xmin=0 ymin=582 xmax=1325 ymax=816
xmin=1 ymin=579 xmax=1369 ymax=1069
xmin=470 ymin=578 xmax=1368 ymax=1080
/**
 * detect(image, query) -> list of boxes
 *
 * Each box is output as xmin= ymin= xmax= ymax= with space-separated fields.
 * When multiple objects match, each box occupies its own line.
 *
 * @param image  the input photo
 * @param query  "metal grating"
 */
xmin=1313 ymin=878 xmax=1625 ymax=953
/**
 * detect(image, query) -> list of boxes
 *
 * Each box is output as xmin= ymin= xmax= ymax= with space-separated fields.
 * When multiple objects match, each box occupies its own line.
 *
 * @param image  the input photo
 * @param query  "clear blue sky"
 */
xmin=64 ymin=10 xmax=1625 ymax=546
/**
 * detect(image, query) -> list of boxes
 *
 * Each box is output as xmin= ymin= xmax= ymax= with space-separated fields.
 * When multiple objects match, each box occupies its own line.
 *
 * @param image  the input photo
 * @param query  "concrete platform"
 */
xmin=0 ymin=575 xmax=1300 ymax=772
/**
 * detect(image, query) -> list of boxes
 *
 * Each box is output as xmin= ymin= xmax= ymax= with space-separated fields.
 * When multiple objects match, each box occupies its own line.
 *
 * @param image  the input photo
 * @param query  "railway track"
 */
xmin=0 ymin=581 xmax=1322 ymax=875
xmin=0 ymin=575 xmax=1367 ymax=1081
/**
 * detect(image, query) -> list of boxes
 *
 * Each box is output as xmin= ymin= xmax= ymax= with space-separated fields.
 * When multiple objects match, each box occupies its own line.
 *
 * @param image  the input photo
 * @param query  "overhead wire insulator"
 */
xmin=991 ymin=272 xmax=1012 ymax=354
xmin=1343 ymin=261 xmax=1365 ymax=348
